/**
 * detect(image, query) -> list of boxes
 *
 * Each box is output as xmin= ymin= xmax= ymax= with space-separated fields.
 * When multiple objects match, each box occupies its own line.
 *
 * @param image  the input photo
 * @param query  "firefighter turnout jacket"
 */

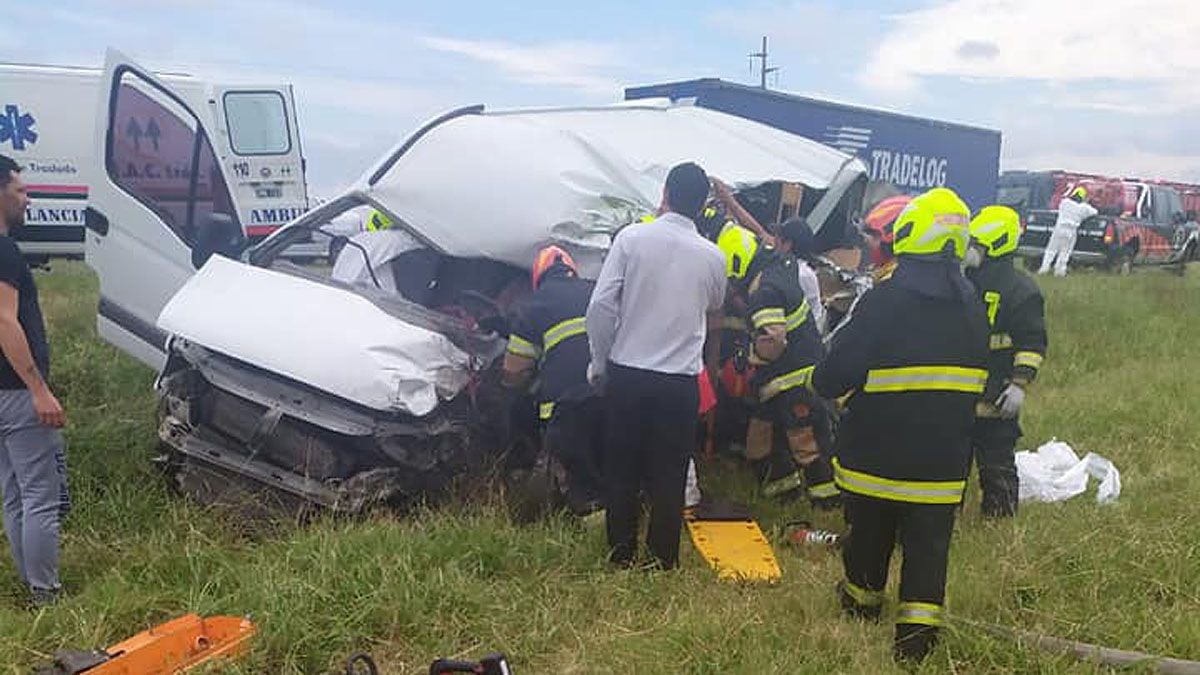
xmin=965 ymin=256 xmax=1047 ymax=408
xmin=812 ymin=259 xmax=990 ymax=503
xmin=506 ymin=274 xmax=595 ymax=421
xmin=747 ymin=253 xmax=824 ymax=401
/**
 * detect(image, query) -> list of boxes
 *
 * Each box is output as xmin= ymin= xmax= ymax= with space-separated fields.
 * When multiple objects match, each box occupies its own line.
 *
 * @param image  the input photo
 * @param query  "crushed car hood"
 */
xmin=157 ymin=256 xmax=483 ymax=416
xmin=258 ymin=101 xmax=867 ymax=275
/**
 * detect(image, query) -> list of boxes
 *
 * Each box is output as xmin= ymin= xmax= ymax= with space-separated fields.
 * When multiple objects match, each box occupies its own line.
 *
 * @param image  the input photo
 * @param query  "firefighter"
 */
xmin=502 ymin=246 xmax=604 ymax=517
xmin=775 ymin=217 xmax=828 ymax=335
xmin=717 ymin=224 xmax=838 ymax=507
xmin=812 ymin=187 xmax=989 ymax=662
xmin=862 ymin=195 xmax=911 ymax=283
xmin=964 ymin=205 xmax=1048 ymax=518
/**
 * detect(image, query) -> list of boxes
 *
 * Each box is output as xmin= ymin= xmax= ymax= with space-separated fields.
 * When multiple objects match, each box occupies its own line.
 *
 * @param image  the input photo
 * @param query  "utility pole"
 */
xmin=749 ymin=35 xmax=779 ymax=89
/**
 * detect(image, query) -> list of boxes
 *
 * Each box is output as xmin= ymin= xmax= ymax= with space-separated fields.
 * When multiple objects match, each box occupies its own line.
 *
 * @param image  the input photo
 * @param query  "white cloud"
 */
xmin=859 ymin=0 xmax=1200 ymax=182
xmin=861 ymin=0 xmax=1200 ymax=98
xmin=420 ymin=36 xmax=624 ymax=97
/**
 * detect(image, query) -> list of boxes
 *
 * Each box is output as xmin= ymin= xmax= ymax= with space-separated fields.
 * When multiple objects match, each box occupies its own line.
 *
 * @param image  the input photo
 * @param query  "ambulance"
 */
xmin=0 ymin=59 xmax=309 ymax=262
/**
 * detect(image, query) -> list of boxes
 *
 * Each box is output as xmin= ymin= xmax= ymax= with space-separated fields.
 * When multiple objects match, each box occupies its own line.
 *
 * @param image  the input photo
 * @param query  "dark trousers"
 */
xmin=840 ymin=493 xmax=956 ymax=662
xmin=751 ymin=388 xmax=836 ymax=500
xmin=971 ymin=417 xmax=1021 ymax=517
xmin=543 ymin=398 xmax=605 ymax=515
xmin=604 ymin=363 xmax=698 ymax=569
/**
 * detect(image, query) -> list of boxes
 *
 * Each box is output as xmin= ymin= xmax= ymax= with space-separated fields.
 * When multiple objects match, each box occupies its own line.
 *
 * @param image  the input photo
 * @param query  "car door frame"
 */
xmin=86 ymin=49 xmax=242 ymax=369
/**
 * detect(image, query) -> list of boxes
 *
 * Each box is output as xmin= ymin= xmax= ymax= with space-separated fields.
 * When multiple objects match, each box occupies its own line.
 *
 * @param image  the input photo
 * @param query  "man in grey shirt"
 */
xmin=586 ymin=162 xmax=726 ymax=569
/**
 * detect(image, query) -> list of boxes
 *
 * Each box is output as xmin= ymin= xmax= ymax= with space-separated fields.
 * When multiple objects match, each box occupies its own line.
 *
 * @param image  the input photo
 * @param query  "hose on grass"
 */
xmin=956 ymin=617 xmax=1200 ymax=674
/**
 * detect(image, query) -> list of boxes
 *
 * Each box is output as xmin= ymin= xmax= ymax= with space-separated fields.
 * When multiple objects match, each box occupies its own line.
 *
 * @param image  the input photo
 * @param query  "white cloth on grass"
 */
xmin=1015 ymin=439 xmax=1121 ymax=504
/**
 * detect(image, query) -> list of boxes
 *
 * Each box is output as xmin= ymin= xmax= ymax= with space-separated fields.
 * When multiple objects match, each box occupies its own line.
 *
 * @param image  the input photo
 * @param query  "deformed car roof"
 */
xmin=257 ymin=100 xmax=867 ymax=274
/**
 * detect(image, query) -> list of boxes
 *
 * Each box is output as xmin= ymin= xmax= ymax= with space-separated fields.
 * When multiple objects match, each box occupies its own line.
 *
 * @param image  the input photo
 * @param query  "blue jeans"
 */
xmin=0 ymin=390 xmax=63 ymax=591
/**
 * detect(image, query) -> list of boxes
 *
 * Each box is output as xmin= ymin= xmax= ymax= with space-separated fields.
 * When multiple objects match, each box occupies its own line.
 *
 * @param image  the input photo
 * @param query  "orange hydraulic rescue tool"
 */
xmin=35 ymin=614 xmax=256 ymax=674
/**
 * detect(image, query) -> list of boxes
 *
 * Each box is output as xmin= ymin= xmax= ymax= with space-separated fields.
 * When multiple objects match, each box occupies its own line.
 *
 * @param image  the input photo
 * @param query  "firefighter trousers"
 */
xmin=840 ymin=493 xmax=956 ymax=662
xmin=970 ymin=417 xmax=1021 ymax=518
xmin=747 ymin=388 xmax=837 ymax=503
xmin=543 ymin=398 xmax=605 ymax=516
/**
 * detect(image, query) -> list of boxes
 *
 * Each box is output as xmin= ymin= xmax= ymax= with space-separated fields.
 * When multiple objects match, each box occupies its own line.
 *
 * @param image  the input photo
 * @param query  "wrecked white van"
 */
xmin=87 ymin=53 xmax=868 ymax=512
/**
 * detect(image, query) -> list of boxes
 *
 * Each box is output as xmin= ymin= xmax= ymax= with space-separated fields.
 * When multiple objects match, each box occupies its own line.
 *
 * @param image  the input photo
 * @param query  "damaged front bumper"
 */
xmin=155 ymin=339 xmax=512 ymax=515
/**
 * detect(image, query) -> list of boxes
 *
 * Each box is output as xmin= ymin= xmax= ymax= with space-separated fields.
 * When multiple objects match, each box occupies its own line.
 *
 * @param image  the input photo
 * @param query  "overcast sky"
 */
xmin=6 ymin=0 xmax=1200 ymax=195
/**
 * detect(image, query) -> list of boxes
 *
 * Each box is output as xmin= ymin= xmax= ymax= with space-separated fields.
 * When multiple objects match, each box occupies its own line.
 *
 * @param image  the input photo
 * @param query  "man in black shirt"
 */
xmin=0 ymin=154 xmax=66 ymax=606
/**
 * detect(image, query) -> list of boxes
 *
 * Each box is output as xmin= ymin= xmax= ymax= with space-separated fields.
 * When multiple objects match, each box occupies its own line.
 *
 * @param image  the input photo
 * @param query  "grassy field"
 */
xmin=0 ymin=261 xmax=1197 ymax=673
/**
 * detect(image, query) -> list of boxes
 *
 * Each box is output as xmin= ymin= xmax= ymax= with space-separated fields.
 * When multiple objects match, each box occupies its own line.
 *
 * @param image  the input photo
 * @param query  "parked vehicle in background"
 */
xmin=625 ymin=78 xmax=1001 ymax=213
xmin=997 ymin=170 xmax=1060 ymax=220
xmin=997 ymin=170 xmax=1136 ymax=222
xmin=0 ymin=60 xmax=309 ymax=263
xmin=1137 ymin=179 xmax=1200 ymax=219
xmin=1018 ymin=179 xmax=1199 ymax=274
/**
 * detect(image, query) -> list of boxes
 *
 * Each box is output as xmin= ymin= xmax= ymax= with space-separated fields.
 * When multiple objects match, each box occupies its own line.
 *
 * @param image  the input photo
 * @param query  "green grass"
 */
xmin=1 ymin=261 xmax=1198 ymax=673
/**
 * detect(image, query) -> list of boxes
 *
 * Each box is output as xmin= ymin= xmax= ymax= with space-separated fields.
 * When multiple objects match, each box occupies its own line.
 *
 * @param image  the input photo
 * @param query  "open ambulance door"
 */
xmin=209 ymin=84 xmax=308 ymax=241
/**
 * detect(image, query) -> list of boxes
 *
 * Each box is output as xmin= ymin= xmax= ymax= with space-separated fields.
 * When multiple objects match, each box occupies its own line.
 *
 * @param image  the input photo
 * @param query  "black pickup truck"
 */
xmin=1018 ymin=183 xmax=1200 ymax=274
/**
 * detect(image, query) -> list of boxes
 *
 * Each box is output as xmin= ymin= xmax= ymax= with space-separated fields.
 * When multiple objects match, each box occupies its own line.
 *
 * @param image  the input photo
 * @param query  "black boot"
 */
xmin=837 ymin=581 xmax=882 ymax=622
xmin=979 ymin=465 xmax=1018 ymax=518
xmin=754 ymin=447 xmax=805 ymax=499
xmin=894 ymin=623 xmax=939 ymax=662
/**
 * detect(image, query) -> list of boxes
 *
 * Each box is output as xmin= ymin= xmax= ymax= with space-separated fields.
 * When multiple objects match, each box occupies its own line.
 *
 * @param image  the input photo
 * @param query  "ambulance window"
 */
xmin=107 ymin=70 xmax=239 ymax=246
xmin=223 ymin=91 xmax=291 ymax=155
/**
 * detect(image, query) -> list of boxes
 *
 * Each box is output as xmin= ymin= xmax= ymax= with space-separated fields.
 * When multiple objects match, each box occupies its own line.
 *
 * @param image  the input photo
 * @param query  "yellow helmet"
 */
xmin=366 ymin=209 xmax=394 ymax=231
xmin=891 ymin=187 xmax=971 ymax=259
xmin=1071 ymin=186 xmax=1088 ymax=201
xmin=716 ymin=223 xmax=759 ymax=280
xmin=969 ymin=205 xmax=1021 ymax=258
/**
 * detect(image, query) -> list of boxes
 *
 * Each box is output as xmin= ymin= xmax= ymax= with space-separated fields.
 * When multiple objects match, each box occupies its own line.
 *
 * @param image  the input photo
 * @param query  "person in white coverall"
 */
xmin=1039 ymin=187 xmax=1098 ymax=277
xmin=330 ymin=209 xmax=440 ymax=304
